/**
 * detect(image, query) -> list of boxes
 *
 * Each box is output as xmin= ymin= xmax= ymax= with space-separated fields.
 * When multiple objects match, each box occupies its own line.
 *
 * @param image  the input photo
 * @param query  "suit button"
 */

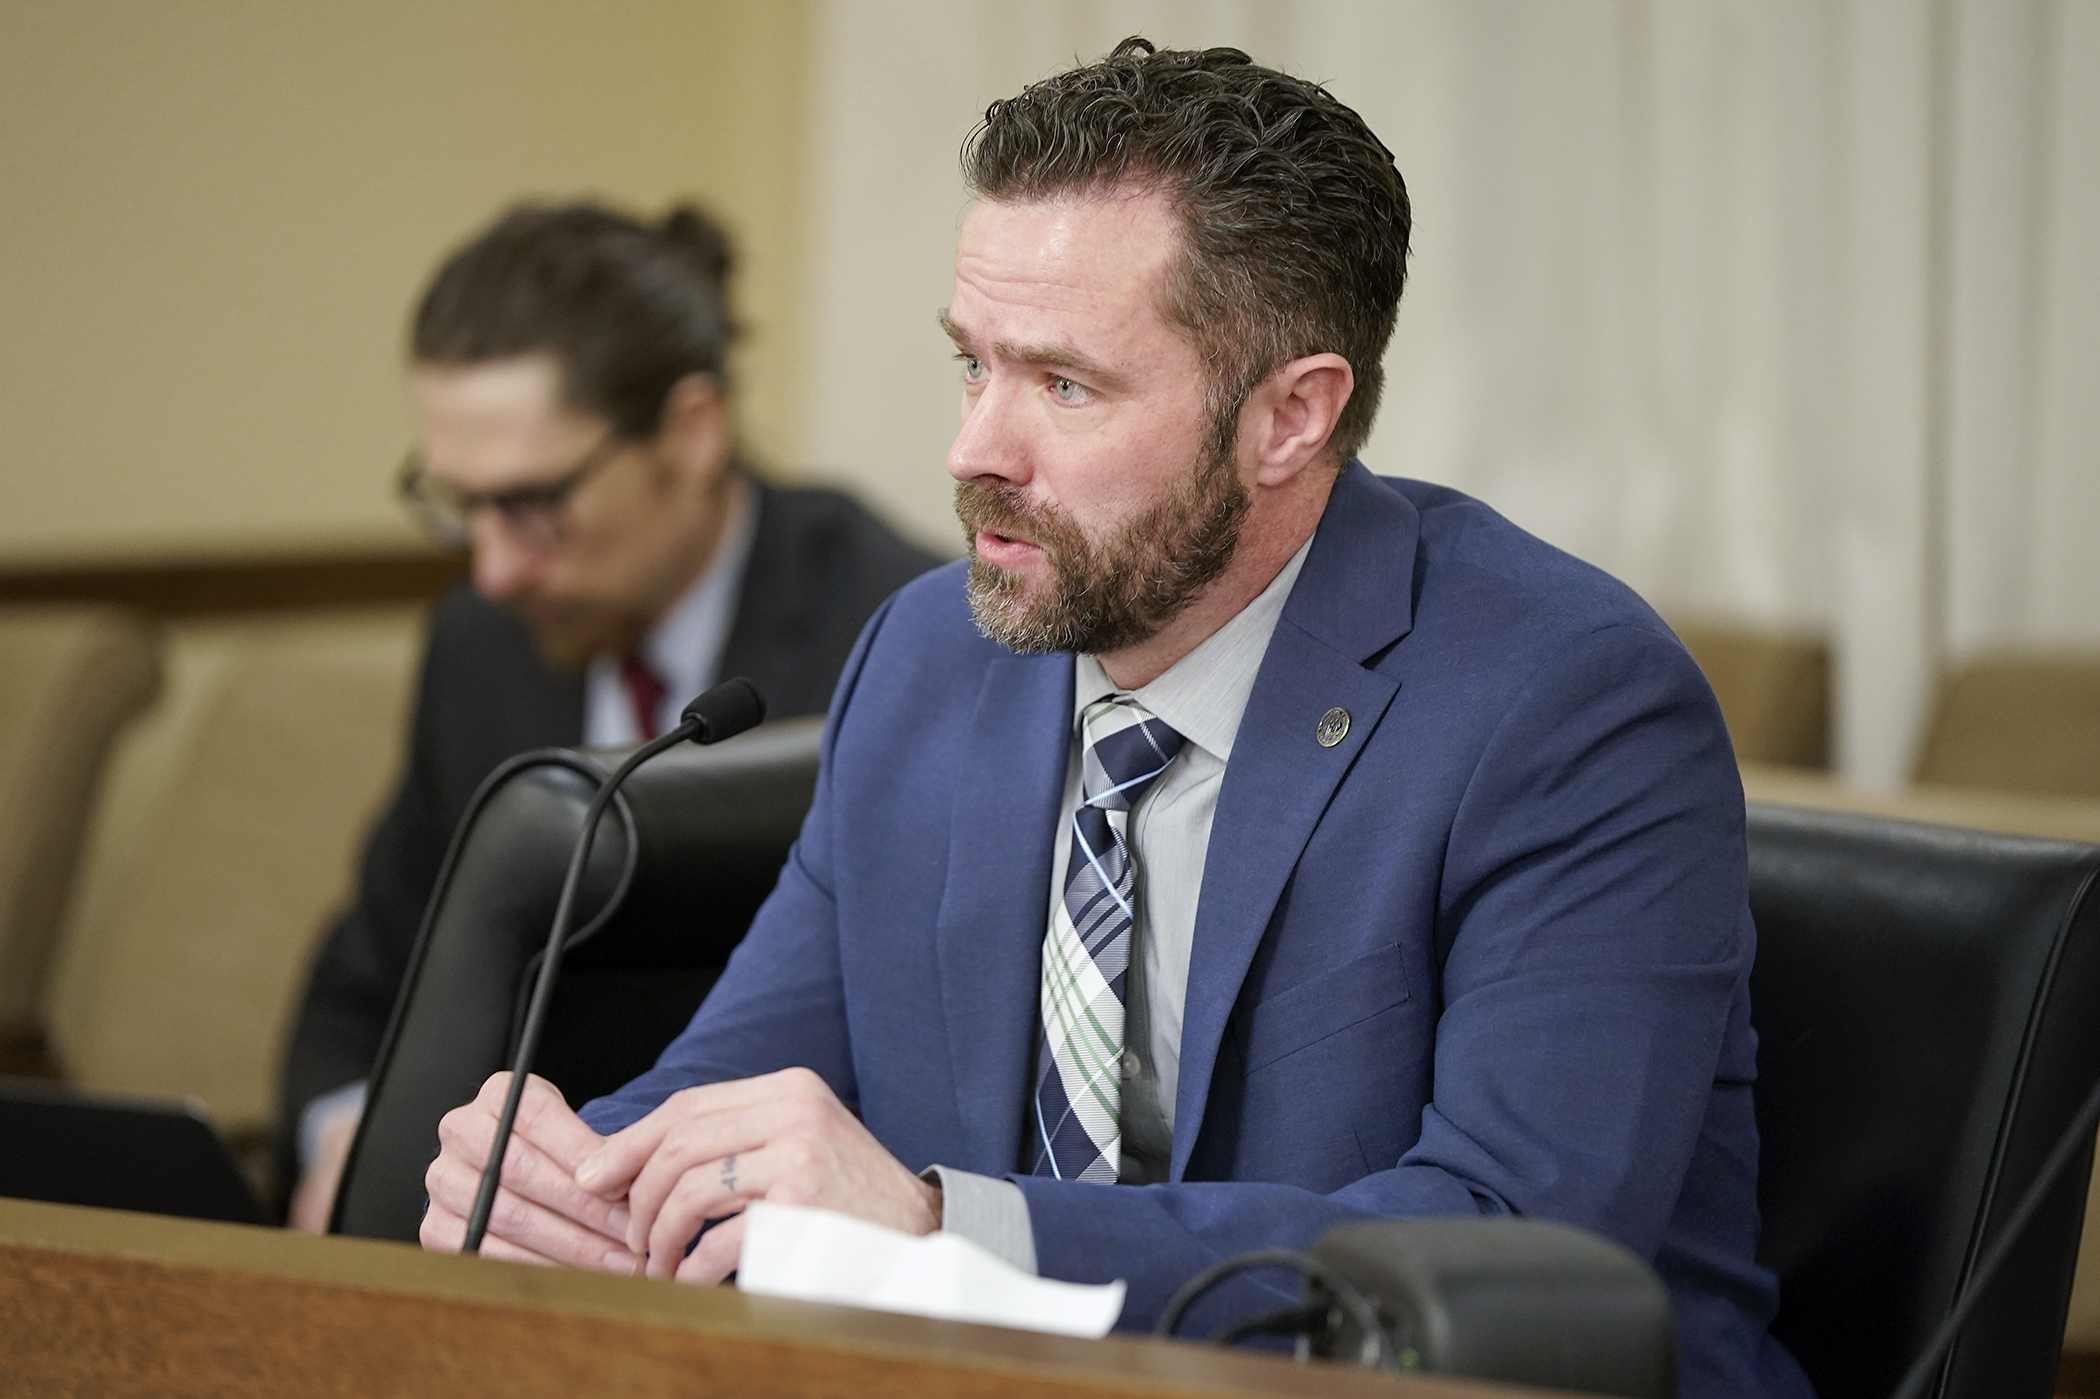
xmin=1120 ymin=1050 xmax=1141 ymax=1080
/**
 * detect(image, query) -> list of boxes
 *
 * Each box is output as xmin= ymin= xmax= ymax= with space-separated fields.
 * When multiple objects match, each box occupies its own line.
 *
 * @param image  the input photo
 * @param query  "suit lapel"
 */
xmin=934 ymin=648 xmax=1073 ymax=1173
xmin=1170 ymin=464 xmax=1422 ymax=1175
xmin=547 ymin=673 xmax=588 ymax=748
xmin=715 ymin=482 xmax=805 ymax=701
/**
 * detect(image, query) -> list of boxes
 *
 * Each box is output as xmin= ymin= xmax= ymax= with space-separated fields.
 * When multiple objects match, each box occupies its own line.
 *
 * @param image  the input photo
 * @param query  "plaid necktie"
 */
xmin=1030 ymin=696 xmax=1185 ymax=1182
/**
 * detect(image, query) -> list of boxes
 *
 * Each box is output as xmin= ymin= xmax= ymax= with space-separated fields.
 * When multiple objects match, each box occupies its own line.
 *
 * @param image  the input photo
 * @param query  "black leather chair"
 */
xmin=1743 ymin=802 xmax=2100 ymax=1399
xmin=331 ymin=717 xmax=823 ymax=1242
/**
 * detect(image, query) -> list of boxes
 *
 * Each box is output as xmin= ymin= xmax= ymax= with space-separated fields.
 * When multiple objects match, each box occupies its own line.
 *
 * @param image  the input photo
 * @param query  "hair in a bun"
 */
xmin=659 ymin=205 xmax=734 ymax=288
xmin=413 ymin=199 xmax=739 ymax=437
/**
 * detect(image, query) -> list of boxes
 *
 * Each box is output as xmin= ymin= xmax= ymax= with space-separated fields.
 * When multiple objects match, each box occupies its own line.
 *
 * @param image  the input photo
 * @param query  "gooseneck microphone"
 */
xmin=462 ymin=676 xmax=767 ymax=1255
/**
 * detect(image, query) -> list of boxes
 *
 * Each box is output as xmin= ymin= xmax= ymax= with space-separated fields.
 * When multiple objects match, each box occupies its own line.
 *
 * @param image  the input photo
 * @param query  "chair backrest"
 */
xmin=44 ymin=609 xmax=418 ymax=1136
xmin=1747 ymin=802 xmax=2100 ymax=1399
xmin=1914 ymin=652 xmax=2100 ymax=798
xmin=333 ymin=717 xmax=824 ymax=1242
xmin=1671 ymin=622 xmax=1829 ymax=769
xmin=0 ymin=604 xmax=162 ymax=1041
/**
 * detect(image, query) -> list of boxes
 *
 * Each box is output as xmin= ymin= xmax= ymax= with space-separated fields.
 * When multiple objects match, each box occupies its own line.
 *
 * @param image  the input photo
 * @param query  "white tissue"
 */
xmin=735 ymin=1201 xmax=1127 ymax=1338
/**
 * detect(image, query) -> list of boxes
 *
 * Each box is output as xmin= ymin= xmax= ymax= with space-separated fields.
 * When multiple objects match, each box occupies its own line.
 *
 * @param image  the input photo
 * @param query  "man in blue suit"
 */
xmin=421 ymin=39 xmax=1810 ymax=1398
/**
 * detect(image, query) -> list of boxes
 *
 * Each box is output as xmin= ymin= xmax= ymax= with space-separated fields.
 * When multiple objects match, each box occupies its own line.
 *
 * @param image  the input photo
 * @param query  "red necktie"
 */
xmin=621 ymin=654 xmax=666 ymax=741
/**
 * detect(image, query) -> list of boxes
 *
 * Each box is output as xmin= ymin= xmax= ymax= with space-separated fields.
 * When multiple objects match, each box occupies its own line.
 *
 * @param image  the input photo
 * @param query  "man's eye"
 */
xmin=960 ymin=355 xmax=986 ymax=381
xmin=1053 ymin=378 xmax=1086 ymax=402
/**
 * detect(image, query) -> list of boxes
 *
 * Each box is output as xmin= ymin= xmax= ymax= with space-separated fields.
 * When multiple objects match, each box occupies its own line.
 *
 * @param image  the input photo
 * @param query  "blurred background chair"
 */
xmin=0 ymin=604 xmax=162 ymax=1072
xmin=42 ymin=607 xmax=420 ymax=1179
xmin=1914 ymin=653 xmax=2100 ymax=800
xmin=1670 ymin=621 xmax=1831 ymax=770
xmin=333 ymin=716 xmax=823 ymax=1242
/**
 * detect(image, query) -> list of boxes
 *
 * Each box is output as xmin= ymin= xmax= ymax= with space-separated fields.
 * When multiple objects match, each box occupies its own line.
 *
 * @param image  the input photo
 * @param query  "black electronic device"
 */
xmin=1156 ymin=1216 xmax=1676 ymax=1399
xmin=1307 ymin=1217 xmax=1676 ymax=1397
xmin=0 ymin=1078 xmax=266 ymax=1225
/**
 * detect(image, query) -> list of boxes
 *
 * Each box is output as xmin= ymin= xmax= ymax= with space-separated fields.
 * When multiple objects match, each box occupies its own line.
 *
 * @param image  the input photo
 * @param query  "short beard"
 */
xmin=517 ymin=598 xmax=652 ymax=673
xmin=954 ymin=439 xmax=1249 ymax=656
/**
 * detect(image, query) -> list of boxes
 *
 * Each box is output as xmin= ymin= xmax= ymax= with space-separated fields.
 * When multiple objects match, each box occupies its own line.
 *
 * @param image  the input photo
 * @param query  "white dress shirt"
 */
xmin=583 ymin=473 xmax=758 ymax=744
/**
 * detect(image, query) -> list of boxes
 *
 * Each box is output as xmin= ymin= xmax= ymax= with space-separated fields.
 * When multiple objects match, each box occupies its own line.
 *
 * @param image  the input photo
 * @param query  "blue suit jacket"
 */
xmin=585 ymin=465 xmax=1813 ymax=1399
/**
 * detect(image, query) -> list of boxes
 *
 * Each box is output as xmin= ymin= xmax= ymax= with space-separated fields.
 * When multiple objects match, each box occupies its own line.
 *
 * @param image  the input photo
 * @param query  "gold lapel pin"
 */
xmin=1316 ymin=707 xmax=1351 ymax=748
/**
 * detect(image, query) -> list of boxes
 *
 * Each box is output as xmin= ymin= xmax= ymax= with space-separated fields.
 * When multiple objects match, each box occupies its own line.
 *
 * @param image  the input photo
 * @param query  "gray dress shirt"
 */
xmin=582 ymin=473 xmax=759 ymax=744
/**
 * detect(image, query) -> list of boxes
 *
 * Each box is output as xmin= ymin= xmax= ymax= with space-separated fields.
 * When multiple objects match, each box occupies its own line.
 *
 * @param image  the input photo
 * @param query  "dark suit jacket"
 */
xmin=279 ymin=481 xmax=942 ymax=1161
xmin=583 ymin=466 xmax=1812 ymax=1399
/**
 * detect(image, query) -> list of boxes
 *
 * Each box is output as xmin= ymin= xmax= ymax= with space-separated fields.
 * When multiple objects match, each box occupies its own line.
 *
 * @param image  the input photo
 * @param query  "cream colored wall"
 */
xmin=0 ymin=1 xmax=809 ymax=569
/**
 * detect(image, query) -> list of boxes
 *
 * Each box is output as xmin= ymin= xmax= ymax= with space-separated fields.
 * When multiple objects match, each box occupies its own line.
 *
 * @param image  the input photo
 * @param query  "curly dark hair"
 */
xmin=411 ymin=201 xmax=737 ymax=440
xmin=963 ymin=37 xmax=1411 ymax=460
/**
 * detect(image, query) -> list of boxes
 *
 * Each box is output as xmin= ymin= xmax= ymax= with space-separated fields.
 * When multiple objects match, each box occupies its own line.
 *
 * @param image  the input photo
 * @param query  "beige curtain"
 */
xmin=797 ymin=0 xmax=2099 ymax=786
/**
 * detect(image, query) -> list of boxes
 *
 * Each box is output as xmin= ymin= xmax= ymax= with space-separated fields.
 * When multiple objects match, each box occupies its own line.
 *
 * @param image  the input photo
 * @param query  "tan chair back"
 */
xmin=1914 ymin=652 xmax=2100 ymax=798
xmin=0 ymin=605 xmax=162 ymax=1039
xmin=1669 ymin=622 xmax=1829 ymax=769
xmin=46 ymin=607 xmax=420 ymax=1137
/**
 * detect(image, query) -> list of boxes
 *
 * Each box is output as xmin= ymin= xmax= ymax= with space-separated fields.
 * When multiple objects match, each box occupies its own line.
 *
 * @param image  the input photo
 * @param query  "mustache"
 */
xmin=954 ymin=480 xmax=1067 ymax=550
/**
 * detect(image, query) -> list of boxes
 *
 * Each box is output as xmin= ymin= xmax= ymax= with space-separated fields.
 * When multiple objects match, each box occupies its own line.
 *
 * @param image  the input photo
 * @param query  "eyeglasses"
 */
xmin=396 ymin=434 xmax=623 ymax=553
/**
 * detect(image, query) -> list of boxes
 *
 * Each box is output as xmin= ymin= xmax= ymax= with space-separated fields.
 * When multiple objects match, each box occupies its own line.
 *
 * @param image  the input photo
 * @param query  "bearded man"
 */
xmin=420 ymin=42 xmax=1812 ymax=1399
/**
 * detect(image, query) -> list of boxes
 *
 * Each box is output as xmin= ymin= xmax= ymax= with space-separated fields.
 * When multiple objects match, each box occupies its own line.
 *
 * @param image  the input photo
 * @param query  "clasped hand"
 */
xmin=422 ymin=1067 xmax=942 ymax=1282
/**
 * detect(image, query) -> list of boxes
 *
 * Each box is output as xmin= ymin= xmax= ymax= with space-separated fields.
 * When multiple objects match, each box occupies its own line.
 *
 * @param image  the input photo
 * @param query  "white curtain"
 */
xmin=797 ymin=1 xmax=2098 ymax=786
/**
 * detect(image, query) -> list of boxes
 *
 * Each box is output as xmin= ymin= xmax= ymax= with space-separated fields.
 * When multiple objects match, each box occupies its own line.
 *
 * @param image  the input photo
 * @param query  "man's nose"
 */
xmin=946 ymin=380 xmax=1030 ymax=487
xmin=467 ymin=512 xmax=542 ymax=601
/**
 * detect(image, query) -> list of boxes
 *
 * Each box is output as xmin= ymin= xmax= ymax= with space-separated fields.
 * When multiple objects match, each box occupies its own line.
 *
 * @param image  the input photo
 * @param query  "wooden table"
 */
xmin=0 ymin=1197 xmax=1551 ymax=1398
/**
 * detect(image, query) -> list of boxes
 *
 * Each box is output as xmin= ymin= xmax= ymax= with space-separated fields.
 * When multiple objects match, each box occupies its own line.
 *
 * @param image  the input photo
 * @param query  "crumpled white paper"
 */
xmin=734 ymin=1200 xmax=1127 ymax=1338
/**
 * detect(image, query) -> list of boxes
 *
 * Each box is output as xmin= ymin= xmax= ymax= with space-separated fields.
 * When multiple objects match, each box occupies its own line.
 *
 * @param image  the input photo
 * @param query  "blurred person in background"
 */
xmin=278 ymin=201 xmax=941 ymax=1230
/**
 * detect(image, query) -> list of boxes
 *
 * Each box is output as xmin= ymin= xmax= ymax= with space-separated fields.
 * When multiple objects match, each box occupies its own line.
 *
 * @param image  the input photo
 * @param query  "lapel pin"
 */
xmin=1315 ymin=707 xmax=1351 ymax=747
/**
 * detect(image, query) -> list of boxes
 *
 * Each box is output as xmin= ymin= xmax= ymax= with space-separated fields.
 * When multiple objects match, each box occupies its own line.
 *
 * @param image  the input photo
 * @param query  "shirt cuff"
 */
xmin=297 ymin=1079 xmax=368 ymax=1168
xmin=923 ymin=1165 xmax=1037 ymax=1275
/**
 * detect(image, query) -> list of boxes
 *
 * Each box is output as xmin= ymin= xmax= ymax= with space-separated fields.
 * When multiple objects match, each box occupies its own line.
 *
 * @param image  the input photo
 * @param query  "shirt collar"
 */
xmin=1072 ymin=536 xmax=1313 ymax=762
xmin=638 ymin=471 xmax=757 ymax=700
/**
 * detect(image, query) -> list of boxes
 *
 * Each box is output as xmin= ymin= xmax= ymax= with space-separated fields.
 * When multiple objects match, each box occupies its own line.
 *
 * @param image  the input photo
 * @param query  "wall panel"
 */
xmin=0 ymin=1 xmax=810 ymax=567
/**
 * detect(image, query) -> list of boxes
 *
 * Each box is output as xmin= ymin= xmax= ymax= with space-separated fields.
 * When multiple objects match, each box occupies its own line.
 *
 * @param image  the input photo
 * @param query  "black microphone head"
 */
xmin=681 ymin=677 xmax=767 ymax=744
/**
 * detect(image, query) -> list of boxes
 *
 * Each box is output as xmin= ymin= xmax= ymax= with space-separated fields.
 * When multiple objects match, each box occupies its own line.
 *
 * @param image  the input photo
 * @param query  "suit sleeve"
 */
xmin=1013 ymin=624 xmax=1753 ymax=1333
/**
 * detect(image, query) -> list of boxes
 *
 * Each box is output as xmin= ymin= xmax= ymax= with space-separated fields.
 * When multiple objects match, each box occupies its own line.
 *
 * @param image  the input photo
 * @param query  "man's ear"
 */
xmin=1242 ymin=352 xmax=1353 ymax=487
xmin=654 ymin=372 xmax=733 ymax=489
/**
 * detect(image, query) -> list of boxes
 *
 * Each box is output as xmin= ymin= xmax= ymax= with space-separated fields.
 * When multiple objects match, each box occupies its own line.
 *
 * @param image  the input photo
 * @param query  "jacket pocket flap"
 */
xmin=1239 ymin=945 xmax=1409 ymax=1075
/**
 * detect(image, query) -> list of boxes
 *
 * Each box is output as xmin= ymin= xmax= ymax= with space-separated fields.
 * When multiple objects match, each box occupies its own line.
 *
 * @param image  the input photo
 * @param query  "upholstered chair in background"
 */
xmin=0 ymin=605 xmax=162 ymax=1068
xmin=1669 ymin=621 xmax=1831 ymax=770
xmin=1914 ymin=654 xmax=2100 ymax=799
xmin=44 ymin=607 xmax=419 ymax=1163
